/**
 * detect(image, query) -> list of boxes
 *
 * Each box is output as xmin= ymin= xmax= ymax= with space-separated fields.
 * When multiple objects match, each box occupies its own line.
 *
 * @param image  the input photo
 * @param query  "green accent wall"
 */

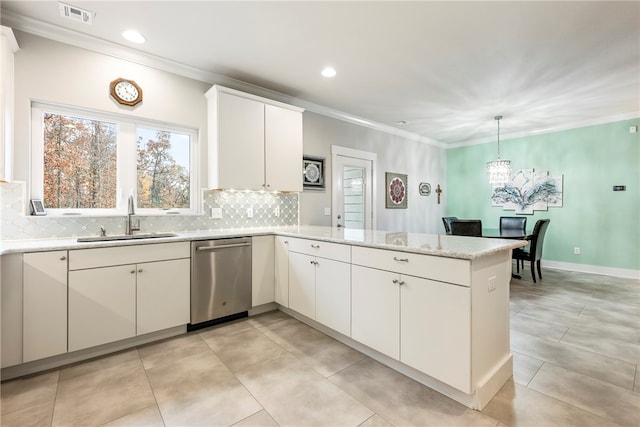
xmin=447 ymin=119 xmax=640 ymax=271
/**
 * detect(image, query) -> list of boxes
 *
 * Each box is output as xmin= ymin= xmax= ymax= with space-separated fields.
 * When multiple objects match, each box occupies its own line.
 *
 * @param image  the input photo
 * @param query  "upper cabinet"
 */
xmin=206 ymin=85 xmax=304 ymax=192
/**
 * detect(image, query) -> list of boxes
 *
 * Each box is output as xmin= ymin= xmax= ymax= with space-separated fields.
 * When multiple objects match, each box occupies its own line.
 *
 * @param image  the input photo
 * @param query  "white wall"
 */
xmin=10 ymin=31 xmax=447 ymax=235
xmin=301 ymin=112 xmax=447 ymax=234
xmin=11 ymin=31 xmax=210 ymax=188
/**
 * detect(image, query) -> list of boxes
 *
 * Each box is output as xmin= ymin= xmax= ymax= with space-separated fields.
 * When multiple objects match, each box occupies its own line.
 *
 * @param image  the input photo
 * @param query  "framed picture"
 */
xmin=303 ymin=155 xmax=325 ymax=190
xmin=418 ymin=182 xmax=431 ymax=196
xmin=385 ymin=172 xmax=408 ymax=209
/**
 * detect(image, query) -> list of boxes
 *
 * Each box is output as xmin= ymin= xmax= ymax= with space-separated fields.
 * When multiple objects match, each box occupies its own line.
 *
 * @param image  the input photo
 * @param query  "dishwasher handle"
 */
xmin=196 ymin=242 xmax=251 ymax=251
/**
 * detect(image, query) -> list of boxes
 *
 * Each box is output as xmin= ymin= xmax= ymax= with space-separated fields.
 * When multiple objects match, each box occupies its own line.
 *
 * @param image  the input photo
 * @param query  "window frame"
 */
xmin=31 ymin=102 xmax=200 ymax=217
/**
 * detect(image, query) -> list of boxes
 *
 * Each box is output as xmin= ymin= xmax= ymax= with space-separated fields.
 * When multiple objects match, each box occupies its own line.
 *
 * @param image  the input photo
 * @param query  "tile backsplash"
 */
xmin=0 ymin=181 xmax=298 ymax=240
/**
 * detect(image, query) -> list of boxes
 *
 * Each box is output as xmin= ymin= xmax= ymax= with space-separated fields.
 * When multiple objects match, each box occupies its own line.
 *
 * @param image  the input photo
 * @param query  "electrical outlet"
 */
xmin=210 ymin=207 xmax=222 ymax=219
xmin=574 ymin=247 xmax=581 ymax=255
xmin=246 ymin=207 xmax=253 ymax=218
xmin=324 ymin=207 xmax=331 ymax=216
xmin=488 ymin=276 xmax=496 ymax=292
xmin=273 ymin=206 xmax=280 ymax=217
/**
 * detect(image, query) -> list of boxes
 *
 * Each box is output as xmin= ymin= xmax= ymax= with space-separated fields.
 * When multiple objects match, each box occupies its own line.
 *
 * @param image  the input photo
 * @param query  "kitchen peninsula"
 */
xmin=1 ymin=226 xmax=525 ymax=410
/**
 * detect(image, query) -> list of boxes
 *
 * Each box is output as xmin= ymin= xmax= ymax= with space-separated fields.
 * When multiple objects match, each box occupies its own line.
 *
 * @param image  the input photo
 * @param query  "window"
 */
xmin=32 ymin=104 xmax=198 ymax=215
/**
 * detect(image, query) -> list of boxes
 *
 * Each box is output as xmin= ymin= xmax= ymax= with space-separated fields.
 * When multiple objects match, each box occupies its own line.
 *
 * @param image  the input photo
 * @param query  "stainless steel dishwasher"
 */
xmin=189 ymin=237 xmax=252 ymax=329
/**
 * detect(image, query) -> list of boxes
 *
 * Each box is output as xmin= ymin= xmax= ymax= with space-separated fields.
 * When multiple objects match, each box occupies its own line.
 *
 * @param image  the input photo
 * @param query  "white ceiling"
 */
xmin=2 ymin=1 xmax=639 ymax=146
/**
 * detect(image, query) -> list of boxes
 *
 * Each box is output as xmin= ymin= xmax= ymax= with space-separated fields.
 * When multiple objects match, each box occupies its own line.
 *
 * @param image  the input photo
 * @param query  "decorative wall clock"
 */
xmin=109 ymin=77 xmax=143 ymax=106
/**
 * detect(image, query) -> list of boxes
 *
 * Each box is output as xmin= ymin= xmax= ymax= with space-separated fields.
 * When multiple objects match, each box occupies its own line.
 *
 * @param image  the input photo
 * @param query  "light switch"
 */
xmin=210 ymin=207 xmax=222 ymax=219
xmin=324 ymin=207 xmax=331 ymax=216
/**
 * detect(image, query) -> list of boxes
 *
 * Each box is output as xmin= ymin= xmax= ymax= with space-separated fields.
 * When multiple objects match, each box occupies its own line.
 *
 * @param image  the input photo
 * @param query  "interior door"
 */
xmin=332 ymin=154 xmax=373 ymax=229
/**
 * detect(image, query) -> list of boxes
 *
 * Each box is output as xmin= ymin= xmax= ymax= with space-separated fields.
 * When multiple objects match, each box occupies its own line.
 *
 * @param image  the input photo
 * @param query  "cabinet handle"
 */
xmin=284 ymin=241 xmax=289 ymax=244
xmin=310 ymin=260 xmax=315 ymax=265
xmin=398 ymin=280 xmax=405 ymax=286
xmin=138 ymin=269 xmax=143 ymax=273
xmin=310 ymin=244 xmax=320 ymax=249
xmin=393 ymin=257 xmax=409 ymax=262
xmin=392 ymin=279 xmax=398 ymax=284
xmin=130 ymin=270 xmax=136 ymax=274
xmin=59 ymin=256 xmax=66 ymax=261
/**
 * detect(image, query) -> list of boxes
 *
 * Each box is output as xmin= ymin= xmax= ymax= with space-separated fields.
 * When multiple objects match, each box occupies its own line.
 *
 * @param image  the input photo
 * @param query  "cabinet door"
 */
xmin=252 ymin=235 xmax=275 ymax=307
xmin=315 ymin=258 xmax=351 ymax=337
xmin=137 ymin=259 xmax=190 ymax=335
xmin=69 ymin=265 xmax=136 ymax=352
xmin=274 ymin=236 xmax=289 ymax=306
xmin=401 ymin=276 xmax=471 ymax=393
xmin=265 ymin=104 xmax=303 ymax=191
xmin=215 ymin=91 xmax=265 ymax=189
xmin=23 ymin=251 xmax=68 ymax=362
xmin=288 ymin=251 xmax=316 ymax=319
xmin=351 ymin=265 xmax=400 ymax=359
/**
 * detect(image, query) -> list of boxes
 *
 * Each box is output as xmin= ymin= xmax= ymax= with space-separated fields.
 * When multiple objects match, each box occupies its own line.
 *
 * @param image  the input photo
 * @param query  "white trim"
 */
xmin=1 ymin=25 xmax=19 ymax=52
xmin=4 ymin=12 xmax=637 ymax=151
xmin=543 ymin=260 xmax=640 ymax=280
xmin=447 ymin=112 xmax=640 ymax=149
xmin=206 ymin=85 xmax=304 ymax=113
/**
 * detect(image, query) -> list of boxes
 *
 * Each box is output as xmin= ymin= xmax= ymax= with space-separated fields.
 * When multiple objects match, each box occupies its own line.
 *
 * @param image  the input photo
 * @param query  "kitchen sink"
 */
xmin=77 ymin=232 xmax=178 ymax=242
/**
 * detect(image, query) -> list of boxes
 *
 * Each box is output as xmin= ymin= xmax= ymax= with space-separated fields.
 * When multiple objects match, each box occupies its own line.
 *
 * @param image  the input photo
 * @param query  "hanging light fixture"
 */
xmin=486 ymin=115 xmax=511 ymax=185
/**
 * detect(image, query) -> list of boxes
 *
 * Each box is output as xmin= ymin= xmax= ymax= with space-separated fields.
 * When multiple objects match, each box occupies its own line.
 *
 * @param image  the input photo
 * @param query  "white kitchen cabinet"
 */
xmin=206 ymin=85 xmax=303 ymax=191
xmin=351 ymin=265 xmax=400 ymax=358
xmin=69 ymin=264 xmax=137 ymax=352
xmin=68 ymin=242 xmax=190 ymax=351
xmin=288 ymin=251 xmax=316 ymax=319
xmin=288 ymin=238 xmax=351 ymax=336
xmin=252 ymin=235 xmax=275 ymax=307
xmin=274 ymin=236 xmax=289 ymax=306
xmin=264 ymin=104 xmax=303 ymax=191
xmin=314 ymin=257 xmax=351 ymax=337
xmin=400 ymin=276 xmax=471 ymax=393
xmin=23 ymin=251 xmax=68 ymax=362
xmin=137 ymin=258 xmax=190 ymax=335
xmin=1 ymin=253 xmax=23 ymax=368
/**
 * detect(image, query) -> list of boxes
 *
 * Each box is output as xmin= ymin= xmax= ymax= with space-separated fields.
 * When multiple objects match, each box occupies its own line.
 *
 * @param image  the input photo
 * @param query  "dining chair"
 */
xmin=450 ymin=219 xmax=482 ymax=237
xmin=513 ymin=219 xmax=550 ymax=283
xmin=442 ymin=216 xmax=458 ymax=235
xmin=500 ymin=216 xmax=527 ymax=268
xmin=500 ymin=216 xmax=526 ymax=232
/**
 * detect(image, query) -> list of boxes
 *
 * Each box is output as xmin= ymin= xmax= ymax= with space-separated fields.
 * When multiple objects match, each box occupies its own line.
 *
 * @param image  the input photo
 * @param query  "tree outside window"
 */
xmin=43 ymin=113 xmax=117 ymax=209
xmin=136 ymin=128 xmax=190 ymax=209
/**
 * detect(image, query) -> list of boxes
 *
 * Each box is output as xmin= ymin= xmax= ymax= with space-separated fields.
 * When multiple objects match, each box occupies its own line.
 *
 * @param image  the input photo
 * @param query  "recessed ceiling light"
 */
xmin=321 ymin=66 xmax=337 ymax=78
xmin=122 ymin=30 xmax=146 ymax=44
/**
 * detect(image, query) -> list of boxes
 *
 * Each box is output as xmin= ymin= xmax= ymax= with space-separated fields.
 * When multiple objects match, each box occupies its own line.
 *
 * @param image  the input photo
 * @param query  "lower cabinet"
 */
xmin=351 ymin=250 xmax=472 ymax=393
xmin=136 ymin=258 xmax=190 ymax=335
xmin=69 ymin=264 xmax=137 ymax=352
xmin=288 ymin=238 xmax=351 ymax=337
xmin=400 ymin=276 xmax=471 ymax=393
xmin=288 ymin=251 xmax=316 ymax=319
xmin=252 ymin=235 xmax=275 ymax=307
xmin=351 ymin=265 xmax=400 ymax=358
xmin=68 ymin=243 xmax=190 ymax=352
xmin=274 ymin=236 xmax=289 ymax=306
xmin=23 ymin=251 xmax=68 ymax=362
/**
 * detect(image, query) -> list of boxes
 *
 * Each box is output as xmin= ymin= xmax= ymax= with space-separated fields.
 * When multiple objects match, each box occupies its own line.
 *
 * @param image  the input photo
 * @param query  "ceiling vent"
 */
xmin=59 ymin=2 xmax=93 ymax=25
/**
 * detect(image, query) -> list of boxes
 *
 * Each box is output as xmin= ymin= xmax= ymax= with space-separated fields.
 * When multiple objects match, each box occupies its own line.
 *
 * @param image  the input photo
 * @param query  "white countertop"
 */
xmin=0 ymin=225 xmax=526 ymax=260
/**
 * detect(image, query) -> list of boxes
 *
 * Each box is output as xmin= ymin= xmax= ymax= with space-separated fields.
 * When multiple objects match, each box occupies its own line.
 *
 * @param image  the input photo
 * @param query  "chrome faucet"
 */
xmin=125 ymin=195 xmax=141 ymax=235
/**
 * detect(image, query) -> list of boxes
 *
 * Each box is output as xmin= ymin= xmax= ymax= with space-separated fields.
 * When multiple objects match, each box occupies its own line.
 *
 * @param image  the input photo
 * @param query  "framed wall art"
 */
xmin=302 ymin=155 xmax=325 ymax=190
xmin=385 ymin=172 xmax=408 ymax=209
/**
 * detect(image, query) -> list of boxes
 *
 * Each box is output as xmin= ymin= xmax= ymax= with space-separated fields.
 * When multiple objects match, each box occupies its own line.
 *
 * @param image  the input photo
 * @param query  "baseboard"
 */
xmin=542 ymin=260 xmax=640 ymax=280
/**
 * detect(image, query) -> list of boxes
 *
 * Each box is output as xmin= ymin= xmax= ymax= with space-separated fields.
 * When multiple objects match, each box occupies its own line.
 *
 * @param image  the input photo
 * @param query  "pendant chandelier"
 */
xmin=486 ymin=115 xmax=511 ymax=185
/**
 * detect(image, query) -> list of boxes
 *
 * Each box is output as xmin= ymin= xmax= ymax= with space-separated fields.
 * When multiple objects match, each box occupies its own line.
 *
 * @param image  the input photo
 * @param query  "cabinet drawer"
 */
xmin=351 ymin=246 xmax=470 ymax=286
xmin=288 ymin=238 xmax=351 ymax=262
xmin=70 ymin=242 xmax=190 ymax=270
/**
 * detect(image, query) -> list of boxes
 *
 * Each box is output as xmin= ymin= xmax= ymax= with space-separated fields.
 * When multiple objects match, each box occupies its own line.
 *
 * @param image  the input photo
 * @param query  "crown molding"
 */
xmin=1 ymin=10 xmax=444 ymax=148
xmin=447 ymin=111 xmax=640 ymax=149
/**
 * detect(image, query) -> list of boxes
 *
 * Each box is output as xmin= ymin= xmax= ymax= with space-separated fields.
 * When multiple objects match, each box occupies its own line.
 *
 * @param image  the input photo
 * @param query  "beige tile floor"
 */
xmin=1 ymin=267 xmax=639 ymax=426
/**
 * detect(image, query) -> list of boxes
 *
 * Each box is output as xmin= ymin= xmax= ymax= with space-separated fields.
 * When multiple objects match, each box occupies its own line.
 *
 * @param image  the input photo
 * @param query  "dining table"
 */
xmin=481 ymin=228 xmax=532 ymax=279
